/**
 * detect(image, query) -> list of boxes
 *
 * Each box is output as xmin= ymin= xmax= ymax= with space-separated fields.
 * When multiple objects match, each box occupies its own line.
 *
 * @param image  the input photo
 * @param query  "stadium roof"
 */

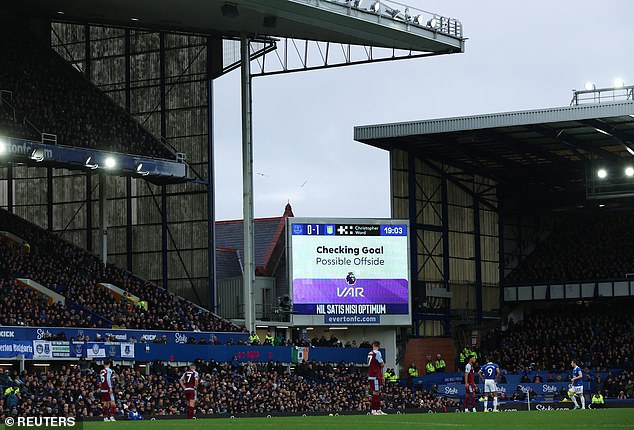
xmin=215 ymin=203 xmax=293 ymax=278
xmin=9 ymin=0 xmax=464 ymax=52
xmin=354 ymin=100 xmax=634 ymax=211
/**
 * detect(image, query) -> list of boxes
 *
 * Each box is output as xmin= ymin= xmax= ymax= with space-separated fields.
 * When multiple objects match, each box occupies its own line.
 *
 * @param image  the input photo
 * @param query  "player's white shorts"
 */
xmin=570 ymin=385 xmax=583 ymax=395
xmin=483 ymin=379 xmax=497 ymax=393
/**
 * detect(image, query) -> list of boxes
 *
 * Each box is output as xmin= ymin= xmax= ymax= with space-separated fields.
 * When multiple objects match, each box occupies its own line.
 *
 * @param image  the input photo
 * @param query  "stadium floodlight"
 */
xmin=597 ymin=168 xmax=608 ymax=179
xmin=413 ymin=14 xmax=425 ymax=25
xmin=614 ymin=78 xmax=625 ymax=89
xmin=136 ymin=163 xmax=149 ymax=176
xmin=427 ymin=17 xmax=441 ymax=29
xmin=584 ymin=82 xmax=595 ymax=91
xmin=104 ymin=157 xmax=116 ymax=169
xmin=385 ymin=7 xmax=401 ymax=18
xmin=626 ymin=167 xmax=634 ymax=177
xmin=30 ymin=148 xmax=44 ymax=162
xmin=0 ymin=138 xmax=5 ymax=154
xmin=369 ymin=1 xmax=380 ymax=13
xmin=85 ymin=157 xmax=98 ymax=169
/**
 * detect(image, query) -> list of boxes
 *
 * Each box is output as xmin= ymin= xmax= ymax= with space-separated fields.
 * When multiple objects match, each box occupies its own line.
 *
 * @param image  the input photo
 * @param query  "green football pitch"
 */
xmin=83 ymin=409 xmax=634 ymax=430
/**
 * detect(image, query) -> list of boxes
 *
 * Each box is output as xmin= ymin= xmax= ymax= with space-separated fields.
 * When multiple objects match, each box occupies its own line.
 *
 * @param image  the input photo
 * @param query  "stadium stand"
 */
xmin=0 ymin=208 xmax=241 ymax=333
xmin=0 ymin=19 xmax=174 ymax=159
xmin=505 ymin=212 xmax=634 ymax=284
xmin=0 ymin=278 xmax=92 ymax=328
xmin=479 ymin=302 xmax=634 ymax=373
xmin=0 ymin=361 xmax=460 ymax=418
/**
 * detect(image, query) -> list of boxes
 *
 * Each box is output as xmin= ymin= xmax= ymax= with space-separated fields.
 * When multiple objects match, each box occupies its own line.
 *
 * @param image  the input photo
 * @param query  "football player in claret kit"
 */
xmin=464 ymin=355 xmax=477 ymax=413
xmin=478 ymin=357 xmax=500 ymax=412
xmin=180 ymin=364 xmax=200 ymax=419
xmin=367 ymin=341 xmax=387 ymax=415
xmin=100 ymin=359 xmax=116 ymax=421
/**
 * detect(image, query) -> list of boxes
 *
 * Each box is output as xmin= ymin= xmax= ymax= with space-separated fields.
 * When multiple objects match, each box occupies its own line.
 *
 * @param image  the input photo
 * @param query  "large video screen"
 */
xmin=288 ymin=218 xmax=410 ymax=326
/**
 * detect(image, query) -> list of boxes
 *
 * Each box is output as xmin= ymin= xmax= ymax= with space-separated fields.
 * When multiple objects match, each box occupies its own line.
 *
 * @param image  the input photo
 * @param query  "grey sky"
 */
xmin=213 ymin=0 xmax=634 ymax=221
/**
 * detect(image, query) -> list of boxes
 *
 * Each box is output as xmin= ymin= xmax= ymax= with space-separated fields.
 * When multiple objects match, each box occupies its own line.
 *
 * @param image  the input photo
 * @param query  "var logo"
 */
xmin=336 ymin=287 xmax=364 ymax=297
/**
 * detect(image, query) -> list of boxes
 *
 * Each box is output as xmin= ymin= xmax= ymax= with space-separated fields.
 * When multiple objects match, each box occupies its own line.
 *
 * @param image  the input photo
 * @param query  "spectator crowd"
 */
xmin=480 ymin=303 xmax=634 ymax=373
xmin=0 ymin=208 xmax=241 ymax=333
xmin=0 ymin=361 xmax=460 ymax=419
xmin=505 ymin=212 xmax=634 ymax=284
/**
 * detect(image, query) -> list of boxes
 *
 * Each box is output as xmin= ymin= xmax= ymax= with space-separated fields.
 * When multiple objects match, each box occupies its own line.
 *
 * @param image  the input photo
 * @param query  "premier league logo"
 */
xmin=346 ymin=272 xmax=357 ymax=286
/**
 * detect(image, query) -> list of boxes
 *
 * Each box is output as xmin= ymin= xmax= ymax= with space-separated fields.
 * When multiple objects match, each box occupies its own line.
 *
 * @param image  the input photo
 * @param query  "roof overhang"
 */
xmin=5 ymin=0 xmax=464 ymax=52
xmin=355 ymin=101 xmax=634 ymax=211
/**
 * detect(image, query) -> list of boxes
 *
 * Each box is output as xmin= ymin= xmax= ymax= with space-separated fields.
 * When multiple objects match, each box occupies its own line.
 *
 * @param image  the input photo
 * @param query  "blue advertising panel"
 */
xmin=0 ymin=341 xmax=375 ymax=364
xmin=0 ymin=341 xmax=34 ymax=359
xmin=0 ymin=326 xmax=248 ymax=345
xmin=437 ymin=382 xmax=592 ymax=398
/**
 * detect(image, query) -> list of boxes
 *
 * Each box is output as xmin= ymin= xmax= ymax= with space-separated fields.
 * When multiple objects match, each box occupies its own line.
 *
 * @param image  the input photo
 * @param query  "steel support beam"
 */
xmin=474 ymin=197 xmax=483 ymax=324
xmin=98 ymin=173 xmax=107 ymax=265
xmin=159 ymin=32 xmax=169 ymax=290
xmin=498 ymin=209 xmax=505 ymax=308
xmin=440 ymin=174 xmax=450 ymax=290
xmin=125 ymin=29 xmax=133 ymax=272
xmin=46 ymin=168 xmax=53 ymax=231
xmin=86 ymin=174 xmax=93 ymax=252
xmin=7 ymin=166 xmax=12 ymax=213
xmin=161 ymin=186 xmax=168 ymax=289
xmin=126 ymin=178 xmax=133 ymax=271
xmin=241 ymin=35 xmax=256 ymax=333
xmin=408 ymin=151 xmax=420 ymax=335
xmin=206 ymin=36 xmax=222 ymax=311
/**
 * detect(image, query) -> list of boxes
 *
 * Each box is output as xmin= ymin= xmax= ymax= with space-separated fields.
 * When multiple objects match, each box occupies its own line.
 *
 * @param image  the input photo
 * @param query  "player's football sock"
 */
xmin=103 ymin=406 xmax=109 ymax=418
xmin=571 ymin=395 xmax=579 ymax=407
xmin=580 ymin=395 xmax=586 ymax=409
xmin=110 ymin=405 xmax=116 ymax=417
xmin=484 ymin=399 xmax=488 ymax=410
xmin=187 ymin=406 xmax=193 ymax=419
xmin=493 ymin=397 xmax=498 ymax=410
xmin=371 ymin=395 xmax=380 ymax=411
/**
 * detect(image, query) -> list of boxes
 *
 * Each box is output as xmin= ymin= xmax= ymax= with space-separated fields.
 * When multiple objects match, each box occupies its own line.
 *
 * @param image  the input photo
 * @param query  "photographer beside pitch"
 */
xmin=478 ymin=357 xmax=501 ymax=412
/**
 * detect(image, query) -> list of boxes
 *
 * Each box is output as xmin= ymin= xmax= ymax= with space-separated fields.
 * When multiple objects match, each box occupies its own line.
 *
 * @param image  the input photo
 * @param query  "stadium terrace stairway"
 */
xmin=0 ymin=19 xmax=174 ymax=159
xmin=0 ymin=208 xmax=242 ymax=333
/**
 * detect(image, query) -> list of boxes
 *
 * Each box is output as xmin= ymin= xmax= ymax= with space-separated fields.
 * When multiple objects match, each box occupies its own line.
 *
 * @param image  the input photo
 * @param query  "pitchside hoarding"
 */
xmin=288 ymin=218 xmax=411 ymax=326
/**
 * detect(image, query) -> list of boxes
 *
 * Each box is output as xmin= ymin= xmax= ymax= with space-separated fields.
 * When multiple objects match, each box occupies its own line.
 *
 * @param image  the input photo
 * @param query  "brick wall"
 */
xmin=402 ymin=337 xmax=456 ymax=377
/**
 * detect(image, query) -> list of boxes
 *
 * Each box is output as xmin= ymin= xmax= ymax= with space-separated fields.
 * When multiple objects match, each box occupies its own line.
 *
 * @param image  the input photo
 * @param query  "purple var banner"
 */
xmin=293 ymin=278 xmax=408 ymax=304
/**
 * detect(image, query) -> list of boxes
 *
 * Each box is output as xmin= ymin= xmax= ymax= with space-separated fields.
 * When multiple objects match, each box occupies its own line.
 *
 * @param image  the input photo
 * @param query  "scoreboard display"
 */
xmin=287 ymin=218 xmax=411 ymax=326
